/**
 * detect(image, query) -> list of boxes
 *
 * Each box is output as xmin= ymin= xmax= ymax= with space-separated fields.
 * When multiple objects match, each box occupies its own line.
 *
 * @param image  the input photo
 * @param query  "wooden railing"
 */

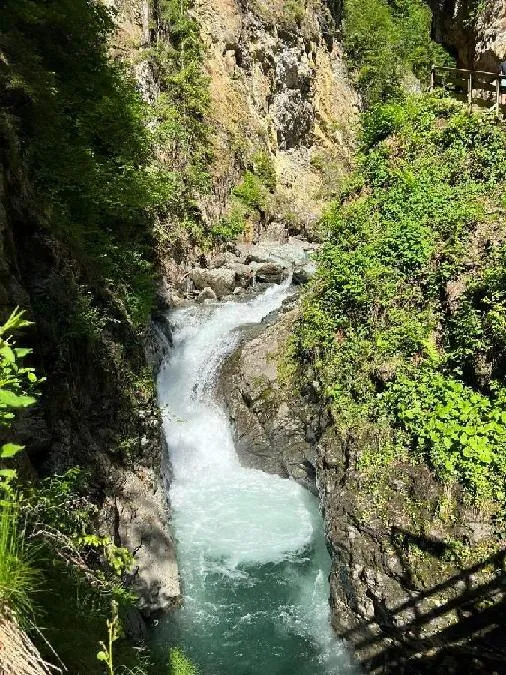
xmin=430 ymin=66 xmax=504 ymax=113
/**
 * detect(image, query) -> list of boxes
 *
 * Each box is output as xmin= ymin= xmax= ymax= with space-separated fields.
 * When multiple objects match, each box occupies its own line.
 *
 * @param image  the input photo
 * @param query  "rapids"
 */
xmin=155 ymin=281 xmax=356 ymax=674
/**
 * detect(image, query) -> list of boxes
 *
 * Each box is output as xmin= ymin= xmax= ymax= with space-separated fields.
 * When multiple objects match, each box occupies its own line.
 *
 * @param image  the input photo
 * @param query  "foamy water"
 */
xmin=155 ymin=282 xmax=357 ymax=674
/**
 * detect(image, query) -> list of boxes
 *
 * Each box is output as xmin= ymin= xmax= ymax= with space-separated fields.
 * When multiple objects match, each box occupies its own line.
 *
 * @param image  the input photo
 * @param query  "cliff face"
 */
xmin=196 ymin=0 xmax=358 ymax=236
xmin=0 ymin=0 xmax=180 ymax=628
xmin=429 ymin=0 xmax=506 ymax=70
xmin=0 ymin=111 xmax=180 ymax=621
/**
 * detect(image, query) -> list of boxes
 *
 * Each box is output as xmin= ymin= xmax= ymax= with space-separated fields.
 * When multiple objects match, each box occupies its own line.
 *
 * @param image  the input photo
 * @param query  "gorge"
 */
xmin=1 ymin=0 xmax=506 ymax=674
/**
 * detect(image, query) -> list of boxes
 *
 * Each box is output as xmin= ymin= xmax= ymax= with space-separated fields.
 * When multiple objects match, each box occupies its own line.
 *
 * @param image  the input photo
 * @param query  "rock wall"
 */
xmin=429 ymin=0 xmax=506 ymax=70
xmin=0 ymin=0 xmax=181 ymax=622
xmin=0 ymin=131 xmax=180 ymax=620
xmin=196 ymin=0 xmax=358 ymax=236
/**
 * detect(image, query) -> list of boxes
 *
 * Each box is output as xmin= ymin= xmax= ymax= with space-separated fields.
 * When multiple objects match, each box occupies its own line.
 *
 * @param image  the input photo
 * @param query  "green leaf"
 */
xmin=1 ymin=443 xmax=24 ymax=458
xmin=0 ymin=469 xmax=16 ymax=480
xmin=14 ymin=348 xmax=31 ymax=359
xmin=0 ymin=308 xmax=31 ymax=336
xmin=0 ymin=345 xmax=15 ymax=363
xmin=0 ymin=389 xmax=35 ymax=408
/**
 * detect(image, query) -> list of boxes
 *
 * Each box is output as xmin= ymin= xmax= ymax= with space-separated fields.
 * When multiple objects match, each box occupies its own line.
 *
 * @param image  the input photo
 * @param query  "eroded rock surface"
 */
xmin=219 ymin=302 xmax=327 ymax=487
xmin=114 ymin=460 xmax=180 ymax=616
xmin=196 ymin=0 xmax=358 ymax=232
xmin=430 ymin=0 xmax=506 ymax=70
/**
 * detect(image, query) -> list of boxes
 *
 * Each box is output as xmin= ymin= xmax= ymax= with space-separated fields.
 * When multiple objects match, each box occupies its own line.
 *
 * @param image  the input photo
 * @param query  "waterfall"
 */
xmin=155 ymin=281 xmax=357 ymax=674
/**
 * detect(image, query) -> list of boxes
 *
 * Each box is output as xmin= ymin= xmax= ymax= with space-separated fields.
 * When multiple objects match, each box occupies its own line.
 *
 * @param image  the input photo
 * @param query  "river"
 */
xmin=155 ymin=280 xmax=356 ymax=674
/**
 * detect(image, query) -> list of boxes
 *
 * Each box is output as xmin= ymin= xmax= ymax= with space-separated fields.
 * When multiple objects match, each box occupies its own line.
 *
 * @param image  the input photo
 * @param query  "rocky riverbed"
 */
xmin=163 ymin=237 xmax=318 ymax=306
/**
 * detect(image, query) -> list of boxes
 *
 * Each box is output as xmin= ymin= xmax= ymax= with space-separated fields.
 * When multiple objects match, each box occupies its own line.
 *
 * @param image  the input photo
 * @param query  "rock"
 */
xmin=121 ymin=606 xmax=148 ymax=641
xmin=190 ymin=267 xmax=235 ymax=298
xmin=254 ymin=262 xmax=287 ymax=284
xmin=244 ymin=251 xmax=274 ymax=265
xmin=116 ymin=466 xmax=181 ymax=617
xmin=242 ymin=240 xmax=311 ymax=267
xmin=194 ymin=0 xmax=358 ymax=241
xmin=446 ymin=278 xmax=466 ymax=314
xmin=197 ymin=287 xmax=218 ymax=303
xmin=210 ymin=251 xmax=237 ymax=268
xmin=168 ymin=292 xmax=186 ymax=308
xmin=428 ymin=0 xmax=506 ymax=71
xmin=219 ymin=307 xmax=320 ymax=489
xmin=230 ymin=262 xmax=254 ymax=288
xmin=292 ymin=262 xmax=316 ymax=285
xmin=273 ymin=90 xmax=313 ymax=150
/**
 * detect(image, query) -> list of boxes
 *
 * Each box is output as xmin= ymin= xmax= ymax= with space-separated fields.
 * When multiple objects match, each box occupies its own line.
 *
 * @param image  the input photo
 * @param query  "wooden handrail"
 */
xmin=430 ymin=65 xmax=504 ymax=114
xmin=434 ymin=65 xmax=500 ymax=78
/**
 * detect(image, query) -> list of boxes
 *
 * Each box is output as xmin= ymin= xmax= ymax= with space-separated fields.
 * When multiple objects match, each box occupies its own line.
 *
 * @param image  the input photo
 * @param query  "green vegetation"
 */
xmin=0 ymin=500 xmax=40 ymax=624
xmin=149 ymin=0 xmax=212 ymax=245
xmin=1 ymin=0 xmax=169 ymax=332
xmin=210 ymin=205 xmax=248 ymax=242
xmin=0 ymin=312 xmax=39 ymax=625
xmin=0 ymin=0 xmax=211 ymax=671
xmin=96 ymin=601 xmax=119 ymax=675
xmin=0 ymin=310 xmax=193 ymax=673
xmin=294 ymin=94 xmax=506 ymax=503
xmin=281 ymin=0 xmax=306 ymax=27
xmin=211 ymin=150 xmax=277 ymax=241
xmin=343 ymin=0 xmax=452 ymax=106
xmin=0 ymin=311 xmax=144 ymax=671
xmin=169 ymin=647 xmax=198 ymax=675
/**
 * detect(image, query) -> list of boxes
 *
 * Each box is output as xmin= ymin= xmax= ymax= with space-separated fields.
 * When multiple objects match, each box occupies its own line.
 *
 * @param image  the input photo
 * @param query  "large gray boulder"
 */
xmin=219 ymin=307 xmax=319 ymax=485
xmin=230 ymin=262 xmax=254 ymax=288
xmin=197 ymin=287 xmax=218 ymax=303
xmin=254 ymin=262 xmax=288 ymax=284
xmin=190 ymin=268 xmax=235 ymax=298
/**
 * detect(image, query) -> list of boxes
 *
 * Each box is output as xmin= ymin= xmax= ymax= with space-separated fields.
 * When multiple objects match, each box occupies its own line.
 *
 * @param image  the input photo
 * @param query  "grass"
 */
xmin=0 ymin=499 xmax=40 ymax=625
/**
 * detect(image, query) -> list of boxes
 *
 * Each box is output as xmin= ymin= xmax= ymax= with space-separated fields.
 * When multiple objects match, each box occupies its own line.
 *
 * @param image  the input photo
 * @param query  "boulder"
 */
xmin=210 ymin=251 xmax=238 ymax=268
xmin=292 ymin=262 xmax=316 ymax=285
xmin=190 ymin=268 xmax=235 ymax=298
xmin=254 ymin=262 xmax=287 ymax=284
xmin=197 ymin=287 xmax=218 ymax=303
xmin=230 ymin=262 xmax=254 ymax=288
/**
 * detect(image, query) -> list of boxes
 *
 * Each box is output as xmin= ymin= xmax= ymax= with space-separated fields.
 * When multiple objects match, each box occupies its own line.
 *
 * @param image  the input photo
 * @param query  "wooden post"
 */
xmin=497 ymin=76 xmax=502 ymax=115
xmin=430 ymin=65 xmax=435 ymax=92
xmin=468 ymin=71 xmax=473 ymax=109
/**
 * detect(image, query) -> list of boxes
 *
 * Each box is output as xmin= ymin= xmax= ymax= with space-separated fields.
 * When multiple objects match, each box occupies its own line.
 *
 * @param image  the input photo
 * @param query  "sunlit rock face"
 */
xmin=429 ymin=0 xmax=506 ymax=70
xmin=194 ymin=0 xmax=359 ymax=235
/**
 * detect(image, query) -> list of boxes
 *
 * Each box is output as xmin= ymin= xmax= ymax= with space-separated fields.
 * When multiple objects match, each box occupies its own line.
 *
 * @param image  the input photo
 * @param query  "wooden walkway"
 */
xmin=430 ymin=66 xmax=505 ymax=113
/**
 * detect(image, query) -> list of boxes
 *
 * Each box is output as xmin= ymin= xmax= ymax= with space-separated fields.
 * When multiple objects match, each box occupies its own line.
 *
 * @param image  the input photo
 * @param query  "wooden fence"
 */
xmin=430 ymin=66 xmax=504 ymax=113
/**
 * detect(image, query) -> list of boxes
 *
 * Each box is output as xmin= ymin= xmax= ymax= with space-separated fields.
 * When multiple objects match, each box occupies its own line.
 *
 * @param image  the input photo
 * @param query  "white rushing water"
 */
xmin=156 ymin=281 xmax=356 ymax=674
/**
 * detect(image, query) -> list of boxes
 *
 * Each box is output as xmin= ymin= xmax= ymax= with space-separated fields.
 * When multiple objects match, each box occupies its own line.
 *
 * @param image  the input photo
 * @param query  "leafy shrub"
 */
xmin=151 ymin=0 xmax=211 ymax=242
xmin=210 ymin=204 xmax=247 ymax=241
xmin=380 ymin=371 xmax=506 ymax=500
xmin=252 ymin=150 xmax=276 ymax=192
xmin=0 ymin=312 xmax=41 ymax=626
xmin=279 ymin=0 xmax=306 ymax=26
xmin=294 ymin=95 xmax=506 ymax=503
xmin=233 ymin=171 xmax=269 ymax=212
